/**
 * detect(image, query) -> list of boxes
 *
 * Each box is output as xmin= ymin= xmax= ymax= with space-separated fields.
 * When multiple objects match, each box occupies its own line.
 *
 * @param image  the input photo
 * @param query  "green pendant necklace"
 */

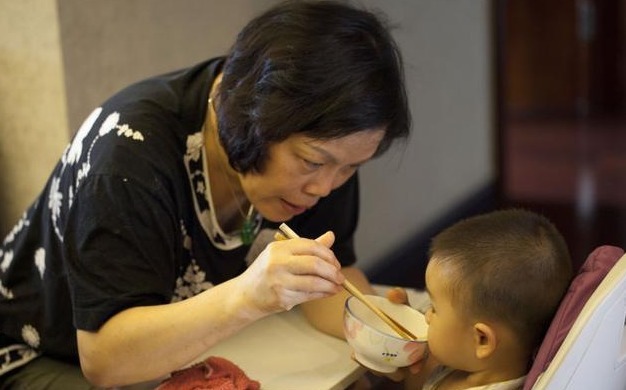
xmin=240 ymin=205 xmax=256 ymax=245
xmin=212 ymin=143 xmax=257 ymax=246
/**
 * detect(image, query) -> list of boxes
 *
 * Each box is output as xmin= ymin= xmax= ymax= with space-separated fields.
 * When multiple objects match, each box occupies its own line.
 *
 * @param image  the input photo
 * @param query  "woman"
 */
xmin=0 ymin=1 xmax=410 ymax=388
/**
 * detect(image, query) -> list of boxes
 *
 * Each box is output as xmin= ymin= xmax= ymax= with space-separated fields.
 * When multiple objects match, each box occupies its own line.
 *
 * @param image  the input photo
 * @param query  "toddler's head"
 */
xmin=424 ymin=209 xmax=573 ymax=374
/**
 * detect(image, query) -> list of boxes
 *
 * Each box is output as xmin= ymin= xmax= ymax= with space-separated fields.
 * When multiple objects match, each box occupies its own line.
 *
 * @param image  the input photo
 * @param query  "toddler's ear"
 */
xmin=473 ymin=322 xmax=497 ymax=360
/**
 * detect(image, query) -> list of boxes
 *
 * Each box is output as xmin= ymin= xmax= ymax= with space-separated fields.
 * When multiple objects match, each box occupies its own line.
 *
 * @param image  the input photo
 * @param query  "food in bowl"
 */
xmin=343 ymin=294 xmax=428 ymax=373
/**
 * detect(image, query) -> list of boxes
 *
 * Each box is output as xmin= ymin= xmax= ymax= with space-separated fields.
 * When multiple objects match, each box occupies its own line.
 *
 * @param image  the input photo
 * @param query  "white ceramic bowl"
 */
xmin=343 ymin=294 xmax=428 ymax=373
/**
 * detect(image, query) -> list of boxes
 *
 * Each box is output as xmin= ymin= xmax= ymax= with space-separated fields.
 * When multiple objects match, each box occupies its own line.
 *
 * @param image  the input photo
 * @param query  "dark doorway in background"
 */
xmin=495 ymin=0 xmax=626 ymax=270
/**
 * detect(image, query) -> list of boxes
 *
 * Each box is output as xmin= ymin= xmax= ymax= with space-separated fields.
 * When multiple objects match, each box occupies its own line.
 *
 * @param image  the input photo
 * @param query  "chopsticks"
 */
xmin=276 ymin=223 xmax=417 ymax=340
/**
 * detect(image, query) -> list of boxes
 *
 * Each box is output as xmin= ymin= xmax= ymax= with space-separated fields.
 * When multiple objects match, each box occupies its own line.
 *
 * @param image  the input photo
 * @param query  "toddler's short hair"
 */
xmin=429 ymin=209 xmax=573 ymax=352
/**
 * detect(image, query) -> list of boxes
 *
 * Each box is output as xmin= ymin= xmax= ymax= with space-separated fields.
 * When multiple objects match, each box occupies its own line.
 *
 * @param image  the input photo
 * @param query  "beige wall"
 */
xmin=356 ymin=0 xmax=493 ymax=269
xmin=57 ymin=0 xmax=277 ymax=131
xmin=0 ymin=0 xmax=69 ymax=235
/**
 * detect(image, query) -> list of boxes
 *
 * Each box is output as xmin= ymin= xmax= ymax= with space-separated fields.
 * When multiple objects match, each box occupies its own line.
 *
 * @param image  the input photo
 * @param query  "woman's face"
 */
xmin=241 ymin=129 xmax=385 ymax=222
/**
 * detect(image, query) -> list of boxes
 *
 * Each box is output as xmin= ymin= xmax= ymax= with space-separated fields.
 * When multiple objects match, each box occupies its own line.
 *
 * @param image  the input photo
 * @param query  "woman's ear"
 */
xmin=473 ymin=322 xmax=497 ymax=360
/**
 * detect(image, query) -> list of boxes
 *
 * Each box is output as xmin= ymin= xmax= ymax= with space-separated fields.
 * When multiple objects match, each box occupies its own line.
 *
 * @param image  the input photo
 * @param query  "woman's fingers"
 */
xmin=241 ymin=232 xmax=346 ymax=313
xmin=314 ymin=230 xmax=335 ymax=247
xmin=281 ymin=253 xmax=344 ymax=282
xmin=267 ymin=234 xmax=342 ymax=274
xmin=386 ymin=286 xmax=409 ymax=305
xmin=282 ymin=270 xmax=343 ymax=293
xmin=408 ymin=359 xmax=424 ymax=374
xmin=282 ymin=236 xmax=340 ymax=267
xmin=271 ymin=276 xmax=342 ymax=310
xmin=275 ymin=229 xmax=339 ymax=267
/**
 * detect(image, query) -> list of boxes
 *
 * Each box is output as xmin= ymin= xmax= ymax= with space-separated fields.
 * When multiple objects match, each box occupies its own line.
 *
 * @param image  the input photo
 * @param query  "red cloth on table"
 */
xmin=156 ymin=356 xmax=260 ymax=390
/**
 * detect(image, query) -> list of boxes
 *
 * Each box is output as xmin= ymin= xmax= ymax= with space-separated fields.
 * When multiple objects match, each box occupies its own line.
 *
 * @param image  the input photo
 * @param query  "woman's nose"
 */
xmin=303 ymin=173 xmax=336 ymax=197
xmin=425 ymin=307 xmax=433 ymax=325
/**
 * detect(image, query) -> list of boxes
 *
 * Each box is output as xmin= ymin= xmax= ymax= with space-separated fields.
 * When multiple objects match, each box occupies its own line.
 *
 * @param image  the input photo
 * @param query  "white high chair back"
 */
xmin=524 ymin=245 xmax=626 ymax=389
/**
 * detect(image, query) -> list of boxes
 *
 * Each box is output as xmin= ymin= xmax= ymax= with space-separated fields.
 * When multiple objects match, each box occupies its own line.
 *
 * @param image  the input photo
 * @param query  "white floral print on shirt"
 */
xmin=34 ymin=248 xmax=45 ymax=279
xmin=172 ymin=219 xmax=214 ymax=302
xmin=51 ymin=109 xmax=144 ymax=242
xmin=21 ymin=325 xmax=40 ymax=349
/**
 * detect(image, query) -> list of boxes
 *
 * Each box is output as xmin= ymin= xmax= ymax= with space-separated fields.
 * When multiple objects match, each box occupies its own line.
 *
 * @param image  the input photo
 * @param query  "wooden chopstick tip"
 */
xmin=278 ymin=223 xmax=298 ymax=239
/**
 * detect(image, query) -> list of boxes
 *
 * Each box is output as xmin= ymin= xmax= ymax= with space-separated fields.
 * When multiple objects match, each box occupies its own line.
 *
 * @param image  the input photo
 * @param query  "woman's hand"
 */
xmin=236 ymin=231 xmax=345 ymax=314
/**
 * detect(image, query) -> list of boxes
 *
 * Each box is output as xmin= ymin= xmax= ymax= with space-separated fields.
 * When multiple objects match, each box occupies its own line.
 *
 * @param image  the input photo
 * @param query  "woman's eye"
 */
xmin=303 ymin=159 xmax=323 ymax=170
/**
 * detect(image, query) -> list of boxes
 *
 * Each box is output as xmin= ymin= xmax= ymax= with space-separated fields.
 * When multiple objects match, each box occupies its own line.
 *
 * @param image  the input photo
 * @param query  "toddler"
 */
xmin=401 ymin=209 xmax=573 ymax=389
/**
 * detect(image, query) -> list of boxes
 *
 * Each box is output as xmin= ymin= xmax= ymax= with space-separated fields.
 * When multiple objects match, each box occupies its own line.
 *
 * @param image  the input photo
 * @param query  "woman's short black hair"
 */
xmin=216 ymin=0 xmax=410 ymax=173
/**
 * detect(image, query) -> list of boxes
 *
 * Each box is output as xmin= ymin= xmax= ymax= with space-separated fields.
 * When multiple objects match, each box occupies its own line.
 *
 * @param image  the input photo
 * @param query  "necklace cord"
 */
xmin=207 ymin=97 xmax=256 ymax=244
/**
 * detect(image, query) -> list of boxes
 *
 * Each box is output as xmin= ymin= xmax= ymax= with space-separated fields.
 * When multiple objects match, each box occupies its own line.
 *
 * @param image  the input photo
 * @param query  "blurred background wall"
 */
xmin=0 ymin=0 xmax=69 ymax=233
xmin=0 ymin=0 xmax=494 ymax=284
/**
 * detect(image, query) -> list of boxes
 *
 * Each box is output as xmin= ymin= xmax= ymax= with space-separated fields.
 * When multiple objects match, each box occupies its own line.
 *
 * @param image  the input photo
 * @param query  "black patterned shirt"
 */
xmin=0 ymin=58 xmax=359 ymax=375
